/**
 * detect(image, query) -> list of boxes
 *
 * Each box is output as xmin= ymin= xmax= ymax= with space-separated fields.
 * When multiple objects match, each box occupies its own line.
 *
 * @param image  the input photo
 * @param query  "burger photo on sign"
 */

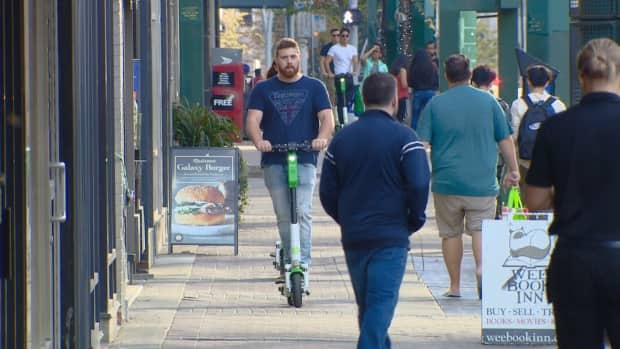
xmin=173 ymin=184 xmax=228 ymax=226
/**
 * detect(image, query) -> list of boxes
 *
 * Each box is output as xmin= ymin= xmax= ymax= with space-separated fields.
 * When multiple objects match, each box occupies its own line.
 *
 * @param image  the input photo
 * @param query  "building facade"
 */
xmin=0 ymin=0 xmax=178 ymax=347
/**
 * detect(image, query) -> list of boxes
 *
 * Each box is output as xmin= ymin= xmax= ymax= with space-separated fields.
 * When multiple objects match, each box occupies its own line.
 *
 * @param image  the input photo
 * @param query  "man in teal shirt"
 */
xmin=417 ymin=54 xmax=520 ymax=298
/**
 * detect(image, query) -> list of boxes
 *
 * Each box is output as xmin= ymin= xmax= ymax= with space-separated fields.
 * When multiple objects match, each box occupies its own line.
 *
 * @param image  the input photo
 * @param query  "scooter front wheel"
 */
xmin=291 ymin=273 xmax=303 ymax=308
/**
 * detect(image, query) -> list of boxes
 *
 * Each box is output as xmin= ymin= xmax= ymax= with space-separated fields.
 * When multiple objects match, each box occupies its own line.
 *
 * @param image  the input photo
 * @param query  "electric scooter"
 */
xmin=270 ymin=141 xmax=312 ymax=307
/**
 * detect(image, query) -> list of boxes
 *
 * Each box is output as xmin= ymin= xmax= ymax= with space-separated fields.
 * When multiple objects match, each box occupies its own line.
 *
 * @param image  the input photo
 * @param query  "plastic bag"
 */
xmin=353 ymin=86 xmax=364 ymax=115
xmin=502 ymin=187 xmax=528 ymax=220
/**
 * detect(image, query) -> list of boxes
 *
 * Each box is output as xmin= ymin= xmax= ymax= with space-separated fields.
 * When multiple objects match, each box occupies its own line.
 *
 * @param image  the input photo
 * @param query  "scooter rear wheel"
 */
xmin=291 ymin=273 xmax=303 ymax=308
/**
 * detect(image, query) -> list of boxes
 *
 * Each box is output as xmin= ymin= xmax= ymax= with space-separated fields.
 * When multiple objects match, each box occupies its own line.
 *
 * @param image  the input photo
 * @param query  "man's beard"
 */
xmin=278 ymin=64 xmax=299 ymax=79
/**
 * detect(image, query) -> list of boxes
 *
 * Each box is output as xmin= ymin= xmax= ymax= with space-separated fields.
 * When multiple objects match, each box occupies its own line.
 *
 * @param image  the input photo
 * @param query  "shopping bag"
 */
xmin=502 ymin=186 xmax=528 ymax=220
xmin=353 ymin=86 xmax=364 ymax=115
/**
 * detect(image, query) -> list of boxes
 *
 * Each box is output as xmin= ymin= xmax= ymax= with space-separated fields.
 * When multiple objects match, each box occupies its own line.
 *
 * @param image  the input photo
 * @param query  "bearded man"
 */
xmin=246 ymin=37 xmax=334 ymax=273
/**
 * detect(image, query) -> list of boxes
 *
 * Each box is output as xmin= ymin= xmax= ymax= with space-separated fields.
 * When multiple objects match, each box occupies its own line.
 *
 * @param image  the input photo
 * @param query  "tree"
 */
xmin=219 ymin=9 xmax=245 ymax=49
xmin=476 ymin=18 xmax=498 ymax=69
xmin=219 ymin=9 xmax=267 ymax=70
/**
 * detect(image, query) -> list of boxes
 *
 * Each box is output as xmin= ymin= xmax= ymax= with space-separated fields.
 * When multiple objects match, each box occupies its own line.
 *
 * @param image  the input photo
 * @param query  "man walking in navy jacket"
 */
xmin=319 ymin=72 xmax=430 ymax=349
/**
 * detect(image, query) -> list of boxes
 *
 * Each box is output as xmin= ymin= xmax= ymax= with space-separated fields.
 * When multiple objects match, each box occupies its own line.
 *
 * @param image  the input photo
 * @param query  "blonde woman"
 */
xmin=526 ymin=38 xmax=620 ymax=348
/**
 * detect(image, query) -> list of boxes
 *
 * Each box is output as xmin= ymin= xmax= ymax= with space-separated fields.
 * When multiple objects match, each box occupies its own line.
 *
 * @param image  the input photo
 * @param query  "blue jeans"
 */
xmin=263 ymin=164 xmax=316 ymax=265
xmin=345 ymin=247 xmax=408 ymax=349
xmin=410 ymin=90 xmax=435 ymax=130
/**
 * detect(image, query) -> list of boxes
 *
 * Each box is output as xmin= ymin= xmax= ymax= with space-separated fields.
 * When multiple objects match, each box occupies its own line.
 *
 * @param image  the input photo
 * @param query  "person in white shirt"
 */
xmin=510 ymin=65 xmax=566 ymax=199
xmin=511 ymin=65 xmax=567 ymax=141
xmin=325 ymin=27 xmax=358 ymax=128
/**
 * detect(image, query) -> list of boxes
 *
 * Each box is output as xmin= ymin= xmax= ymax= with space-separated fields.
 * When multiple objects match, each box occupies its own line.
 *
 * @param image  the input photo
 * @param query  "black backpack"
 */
xmin=517 ymin=95 xmax=556 ymax=160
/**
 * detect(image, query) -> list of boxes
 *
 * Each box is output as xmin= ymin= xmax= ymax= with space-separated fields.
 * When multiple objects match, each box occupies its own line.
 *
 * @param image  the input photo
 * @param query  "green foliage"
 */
xmin=172 ymin=99 xmax=249 ymax=215
xmin=173 ymin=99 xmax=239 ymax=147
xmin=476 ymin=19 xmax=498 ymax=69
xmin=237 ymin=158 xmax=249 ymax=215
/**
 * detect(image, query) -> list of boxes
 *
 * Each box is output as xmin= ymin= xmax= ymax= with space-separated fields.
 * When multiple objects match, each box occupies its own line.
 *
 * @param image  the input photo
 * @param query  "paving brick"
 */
xmin=109 ymin=145 xmax=556 ymax=349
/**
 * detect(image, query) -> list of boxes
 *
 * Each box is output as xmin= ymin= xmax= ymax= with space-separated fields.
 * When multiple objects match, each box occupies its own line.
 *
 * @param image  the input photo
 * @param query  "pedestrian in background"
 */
xmin=325 ymin=27 xmax=358 ymax=128
xmin=390 ymin=55 xmax=410 ymax=123
xmin=525 ymin=38 xmax=620 ymax=349
xmin=408 ymin=41 xmax=439 ymax=130
xmin=246 ymin=38 xmax=334 ymax=275
xmin=417 ymin=54 xmax=519 ymax=299
xmin=357 ymin=43 xmax=389 ymax=115
xmin=251 ymin=68 xmax=263 ymax=88
xmin=471 ymin=64 xmax=512 ymax=218
xmin=471 ymin=64 xmax=509 ymax=114
xmin=320 ymin=28 xmax=340 ymax=105
xmin=360 ymin=43 xmax=388 ymax=81
xmin=266 ymin=61 xmax=277 ymax=79
xmin=510 ymin=64 xmax=566 ymax=200
xmin=319 ymin=72 xmax=430 ymax=349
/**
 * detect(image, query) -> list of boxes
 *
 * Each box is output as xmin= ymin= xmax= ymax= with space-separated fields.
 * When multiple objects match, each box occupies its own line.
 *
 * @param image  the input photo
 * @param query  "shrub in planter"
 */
xmin=173 ymin=99 xmax=248 ymax=214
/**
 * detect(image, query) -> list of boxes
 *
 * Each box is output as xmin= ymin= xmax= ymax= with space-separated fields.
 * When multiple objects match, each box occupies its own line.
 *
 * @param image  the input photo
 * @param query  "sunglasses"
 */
xmin=341 ymin=34 xmax=349 ymax=38
xmin=332 ymin=34 xmax=340 ymax=37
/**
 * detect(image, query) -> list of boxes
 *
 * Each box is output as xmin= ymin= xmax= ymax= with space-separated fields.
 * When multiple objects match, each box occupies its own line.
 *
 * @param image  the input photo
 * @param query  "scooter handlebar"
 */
xmin=270 ymin=141 xmax=313 ymax=152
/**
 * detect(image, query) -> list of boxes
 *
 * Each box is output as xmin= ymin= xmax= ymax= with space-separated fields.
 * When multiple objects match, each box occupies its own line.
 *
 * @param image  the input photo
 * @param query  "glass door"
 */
xmin=0 ymin=0 xmax=27 ymax=347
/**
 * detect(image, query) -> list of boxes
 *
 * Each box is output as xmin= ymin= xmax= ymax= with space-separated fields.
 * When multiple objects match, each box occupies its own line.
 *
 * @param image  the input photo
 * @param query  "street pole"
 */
xmin=311 ymin=17 xmax=315 ymax=76
xmin=349 ymin=0 xmax=358 ymax=50
xmin=262 ymin=8 xmax=274 ymax=69
xmin=367 ymin=0 xmax=377 ymax=46
xmin=383 ymin=0 xmax=398 ymax=65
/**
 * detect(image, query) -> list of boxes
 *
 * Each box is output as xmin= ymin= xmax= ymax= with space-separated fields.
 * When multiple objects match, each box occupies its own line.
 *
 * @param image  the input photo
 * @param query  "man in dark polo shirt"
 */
xmin=525 ymin=38 xmax=620 ymax=349
xmin=320 ymin=28 xmax=339 ymax=105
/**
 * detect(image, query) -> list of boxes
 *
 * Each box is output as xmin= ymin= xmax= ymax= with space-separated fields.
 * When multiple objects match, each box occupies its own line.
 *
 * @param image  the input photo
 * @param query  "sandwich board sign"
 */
xmin=169 ymin=147 xmax=239 ymax=254
xmin=481 ymin=215 xmax=557 ymax=345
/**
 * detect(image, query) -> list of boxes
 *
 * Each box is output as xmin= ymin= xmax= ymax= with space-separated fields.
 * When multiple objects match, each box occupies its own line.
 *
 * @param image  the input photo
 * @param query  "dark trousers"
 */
xmin=547 ymin=242 xmax=620 ymax=348
xmin=334 ymin=73 xmax=355 ymax=126
xmin=410 ymin=89 xmax=435 ymax=130
xmin=344 ymin=247 xmax=408 ymax=349
xmin=396 ymin=97 xmax=407 ymax=123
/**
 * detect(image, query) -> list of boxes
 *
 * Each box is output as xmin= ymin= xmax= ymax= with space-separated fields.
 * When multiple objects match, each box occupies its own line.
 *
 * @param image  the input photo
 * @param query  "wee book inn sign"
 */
xmin=481 ymin=216 xmax=557 ymax=345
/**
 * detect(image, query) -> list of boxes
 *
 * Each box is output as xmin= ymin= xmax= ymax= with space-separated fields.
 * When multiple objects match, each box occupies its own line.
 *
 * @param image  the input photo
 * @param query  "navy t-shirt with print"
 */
xmin=248 ymin=76 xmax=331 ymax=166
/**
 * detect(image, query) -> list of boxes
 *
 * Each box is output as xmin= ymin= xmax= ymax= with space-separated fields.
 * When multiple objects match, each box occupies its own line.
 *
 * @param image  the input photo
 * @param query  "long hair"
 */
xmin=266 ymin=61 xmax=277 ymax=79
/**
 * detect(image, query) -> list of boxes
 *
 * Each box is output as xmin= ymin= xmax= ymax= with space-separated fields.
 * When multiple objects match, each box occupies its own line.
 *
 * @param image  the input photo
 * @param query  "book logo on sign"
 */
xmin=503 ymin=226 xmax=551 ymax=268
xmin=500 ymin=222 xmax=553 ymax=305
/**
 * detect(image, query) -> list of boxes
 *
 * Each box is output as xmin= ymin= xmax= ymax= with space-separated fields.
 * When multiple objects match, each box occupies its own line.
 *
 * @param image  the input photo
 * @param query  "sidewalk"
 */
xmin=110 ymin=144 xmax=550 ymax=349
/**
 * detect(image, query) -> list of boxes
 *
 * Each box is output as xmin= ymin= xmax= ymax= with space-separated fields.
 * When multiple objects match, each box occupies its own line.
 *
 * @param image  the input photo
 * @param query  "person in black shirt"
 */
xmin=408 ymin=41 xmax=439 ymax=130
xmin=526 ymin=38 xmax=620 ymax=348
xmin=471 ymin=65 xmax=512 ymax=219
xmin=320 ymin=28 xmax=340 ymax=105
